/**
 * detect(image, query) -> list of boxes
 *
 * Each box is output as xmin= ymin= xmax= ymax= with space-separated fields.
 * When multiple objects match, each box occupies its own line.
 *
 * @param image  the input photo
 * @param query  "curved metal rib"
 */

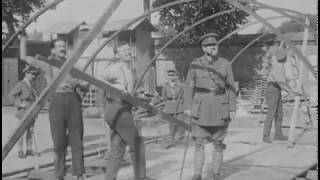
xmin=2 ymin=0 xmax=65 ymax=53
xmin=133 ymin=13 xmax=305 ymax=93
xmin=82 ymin=0 xmax=197 ymax=72
xmin=231 ymin=32 xmax=269 ymax=63
xmin=225 ymin=0 xmax=317 ymax=79
xmin=251 ymin=0 xmax=315 ymax=33
xmin=132 ymin=8 xmax=237 ymax=93
xmin=2 ymin=0 xmax=123 ymax=161
xmin=83 ymin=0 xmax=314 ymax=73
xmin=218 ymin=15 xmax=284 ymax=43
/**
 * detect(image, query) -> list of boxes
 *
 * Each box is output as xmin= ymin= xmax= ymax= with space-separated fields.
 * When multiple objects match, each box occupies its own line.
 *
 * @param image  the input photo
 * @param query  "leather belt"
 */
xmin=166 ymin=97 xmax=177 ymax=100
xmin=195 ymin=87 xmax=226 ymax=95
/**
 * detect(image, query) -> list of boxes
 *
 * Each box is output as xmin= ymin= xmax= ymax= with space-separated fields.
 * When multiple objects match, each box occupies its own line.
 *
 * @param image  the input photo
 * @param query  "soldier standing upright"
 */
xmin=98 ymin=41 xmax=155 ymax=180
xmin=162 ymin=69 xmax=185 ymax=148
xmin=183 ymin=33 xmax=237 ymax=180
xmin=263 ymin=48 xmax=302 ymax=143
xmin=9 ymin=66 xmax=40 ymax=158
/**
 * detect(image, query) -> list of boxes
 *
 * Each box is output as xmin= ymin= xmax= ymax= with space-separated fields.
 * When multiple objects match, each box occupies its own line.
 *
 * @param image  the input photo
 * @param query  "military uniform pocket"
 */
xmin=191 ymin=93 xmax=203 ymax=119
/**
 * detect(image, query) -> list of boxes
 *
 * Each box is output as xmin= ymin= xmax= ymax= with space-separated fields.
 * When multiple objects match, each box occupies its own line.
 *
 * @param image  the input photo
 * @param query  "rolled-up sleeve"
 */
xmin=225 ymin=62 xmax=237 ymax=112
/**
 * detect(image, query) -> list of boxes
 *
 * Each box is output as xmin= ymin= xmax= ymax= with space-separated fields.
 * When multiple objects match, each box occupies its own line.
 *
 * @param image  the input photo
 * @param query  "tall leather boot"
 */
xmin=192 ymin=145 xmax=205 ymax=180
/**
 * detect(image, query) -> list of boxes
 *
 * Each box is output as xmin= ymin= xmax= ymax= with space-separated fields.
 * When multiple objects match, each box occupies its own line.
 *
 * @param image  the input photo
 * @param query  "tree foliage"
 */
xmin=2 ymin=0 xmax=45 ymax=40
xmin=152 ymin=0 xmax=256 ymax=45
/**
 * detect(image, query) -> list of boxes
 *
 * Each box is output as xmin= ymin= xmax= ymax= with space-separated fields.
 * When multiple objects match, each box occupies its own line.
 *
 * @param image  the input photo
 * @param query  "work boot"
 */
xmin=274 ymin=135 xmax=288 ymax=141
xmin=18 ymin=151 xmax=25 ymax=159
xmin=212 ymin=173 xmax=220 ymax=180
xmin=192 ymin=174 xmax=202 ymax=180
xmin=263 ymin=136 xmax=273 ymax=143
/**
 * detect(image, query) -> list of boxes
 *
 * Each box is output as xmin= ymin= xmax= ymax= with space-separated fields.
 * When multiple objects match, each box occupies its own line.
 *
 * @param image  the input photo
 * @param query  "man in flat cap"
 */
xmin=263 ymin=48 xmax=302 ymax=143
xmin=9 ymin=66 xmax=40 ymax=158
xmin=162 ymin=69 xmax=185 ymax=148
xmin=183 ymin=33 xmax=237 ymax=180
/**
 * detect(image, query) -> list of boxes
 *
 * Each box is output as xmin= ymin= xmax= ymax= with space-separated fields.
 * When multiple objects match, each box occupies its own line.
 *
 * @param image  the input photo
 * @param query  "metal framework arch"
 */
xmin=2 ymin=0 xmax=124 ymax=161
xmin=83 ymin=1 xmax=314 ymax=73
xmin=82 ymin=0 xmax=199 ymax=71
xmin=230 ymin=32 xmax=269 ymax=63
xmin=133 ymin=13 xmax=312 ymax=93
xmin=219 ymin=15 xmax=285 ymax=43
xmin=248 ymin=0 xmax=316 ymax=33
xmin=2 ymin=0 xmax=65 ymax=52
xmin=225 ymin=0 xmax=317 ymax=79
xmin=132 ymin=8 xmax=238 ymax=93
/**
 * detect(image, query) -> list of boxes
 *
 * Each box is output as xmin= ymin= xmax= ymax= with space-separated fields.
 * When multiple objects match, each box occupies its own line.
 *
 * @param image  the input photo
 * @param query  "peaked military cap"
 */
xmin=200 ymin=33 xmax=218 ymax=46
xmin=274 ymin=48 xmax=287 ymax=61
xmin=23 ymin=65 xmax=39 ymax=74
xmin=167 ymin=69 xmax=177 ymax=76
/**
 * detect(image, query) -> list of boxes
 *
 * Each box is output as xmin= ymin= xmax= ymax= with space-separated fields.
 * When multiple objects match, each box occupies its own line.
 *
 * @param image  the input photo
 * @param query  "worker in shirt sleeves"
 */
xmin=23 ymin=38 xmax=89 ymax=180
xmin=183 ymin=33 xmax=237 ymax=180
xmin=162 ymin=69 xmax=185 ymax=149
xmin=8 ymin=66 xmax=40 ymax=158
xmin=98 ymin=41 xmax=155 ymax=180
xmin=263 ymin=48 xmax=303 ymax=143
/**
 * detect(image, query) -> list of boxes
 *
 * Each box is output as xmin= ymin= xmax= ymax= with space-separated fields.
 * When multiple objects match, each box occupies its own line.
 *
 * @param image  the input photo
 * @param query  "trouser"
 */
xmin=49 ymin=92 xmax=85 ymax=178
xmin=263 ymin=84 xmax=284 ymax=138
xmin=17 ymin=119 xmax=35 ymax=152
xmin=193 ymin=125 xmax=228 ymax=176
xmin=104 ymin=100 xmax=146 ymax=180
xmin=168 ymin=113 xmax=185 ymax=140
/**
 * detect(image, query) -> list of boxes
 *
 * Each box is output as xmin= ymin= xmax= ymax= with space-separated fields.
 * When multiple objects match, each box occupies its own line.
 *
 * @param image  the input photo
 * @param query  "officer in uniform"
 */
xmin=162 ymin=69 xmax=185 ymax=148
xmin=183 ymin=33 xmax=237 ymax=180
xmin=9 ymin=66 xmax=39 ymax=158
xmin=263 ymin=48 xmax=302 ymax=143
xmin=98 ymin=41 xmax=155 ymax=180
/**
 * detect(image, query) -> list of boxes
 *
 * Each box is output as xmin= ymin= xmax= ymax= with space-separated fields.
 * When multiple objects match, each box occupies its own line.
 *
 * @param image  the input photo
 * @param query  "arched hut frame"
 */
xmin=2 ymin=0 xmax=317 ymax=161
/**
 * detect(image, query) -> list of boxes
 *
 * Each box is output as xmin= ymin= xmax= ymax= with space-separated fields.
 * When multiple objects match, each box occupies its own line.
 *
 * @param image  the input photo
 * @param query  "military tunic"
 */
xmin=184 ymin=55 xmax=237 ymax=127
xmin=9 ymin=78 xmax=38 ymax=153
xmin=162 ymin=81 xmax=184 ymax=114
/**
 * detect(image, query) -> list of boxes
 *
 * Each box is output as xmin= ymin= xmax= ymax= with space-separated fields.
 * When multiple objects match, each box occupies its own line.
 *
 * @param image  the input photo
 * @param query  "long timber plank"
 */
xmin=34 ymin=54 xmax=189 ymax=130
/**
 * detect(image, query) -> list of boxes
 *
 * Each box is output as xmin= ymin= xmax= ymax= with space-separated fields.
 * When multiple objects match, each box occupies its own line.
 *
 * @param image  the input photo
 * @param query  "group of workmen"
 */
xmin=8 ymin=32 xmax=303 ymax=180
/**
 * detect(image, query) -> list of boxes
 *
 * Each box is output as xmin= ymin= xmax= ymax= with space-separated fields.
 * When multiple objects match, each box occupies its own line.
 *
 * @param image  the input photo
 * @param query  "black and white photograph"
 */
xmin=2 ymin=0 xmax=318 ymax=179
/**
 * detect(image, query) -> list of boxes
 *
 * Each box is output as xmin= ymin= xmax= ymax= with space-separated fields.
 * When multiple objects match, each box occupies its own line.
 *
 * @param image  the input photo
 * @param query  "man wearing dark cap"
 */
xmin=9 ymin=66 xmax=40 ymax=158
xmin=263 ymin=48 xmax=302 ymax=143
xmin=162 ymin=69 xmax=185 ymax=148
xmin=184 ymin=33 xmax=237 ymax=180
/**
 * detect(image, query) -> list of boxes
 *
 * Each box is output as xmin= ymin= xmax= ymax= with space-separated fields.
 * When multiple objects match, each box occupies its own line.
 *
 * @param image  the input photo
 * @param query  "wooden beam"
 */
xmin=2 ymin=0 xmax=123 ymax=161
xmin=35 ymin=54 xmax=189 ymax=130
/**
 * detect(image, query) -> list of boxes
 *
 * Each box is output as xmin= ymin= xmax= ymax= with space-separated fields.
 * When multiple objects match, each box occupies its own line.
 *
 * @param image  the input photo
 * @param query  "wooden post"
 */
xmin=287 ymin=18 xmax=310 ymax=148
xmin=2 ymin=0 xmax=123 ymax=161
